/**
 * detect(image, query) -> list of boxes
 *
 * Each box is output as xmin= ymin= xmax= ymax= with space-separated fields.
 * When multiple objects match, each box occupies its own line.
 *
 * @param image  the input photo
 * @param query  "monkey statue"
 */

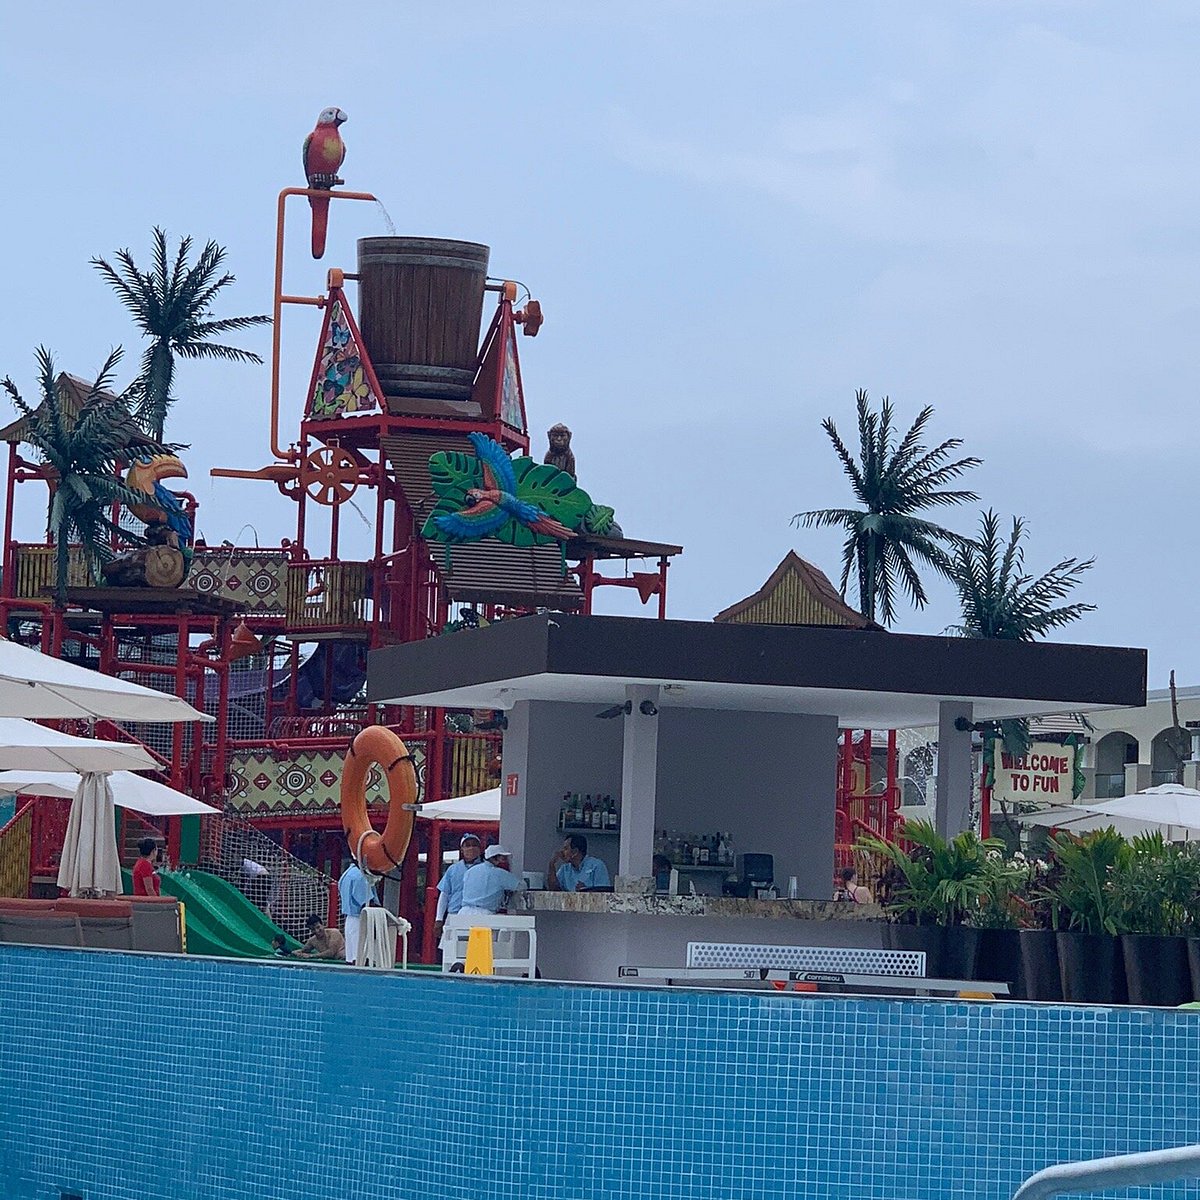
xmin=544 ymin=423 xmax=576 ymax=479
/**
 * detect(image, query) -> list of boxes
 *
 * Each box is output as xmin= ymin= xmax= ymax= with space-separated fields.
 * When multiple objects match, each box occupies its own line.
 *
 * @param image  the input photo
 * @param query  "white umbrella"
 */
xmin=1015 ymin=804 xmax=1171 ymax=840
xmin=1076 ymin=784 xmax=1200 ymax=840
xmin=56 ymin=772 xmax=122 ymax=896
xmin=0 ymin=718 xmax=157 ymax=772
xmin=0 ymin=769 xmax=218 ymax=816
xmin=0 ymin=637 xmax=211 ymax=723
xmin=416 ymin=787 xmax=500 ymax=822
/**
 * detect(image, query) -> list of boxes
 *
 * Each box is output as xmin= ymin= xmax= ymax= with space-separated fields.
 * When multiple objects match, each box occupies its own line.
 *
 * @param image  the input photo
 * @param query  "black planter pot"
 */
xmin=1057 ymin=931 xmax=1126 ymax=1004
xmin=1188 ymin=939 xmax=1200 ymax=1000
xmin=974 ymin=928 xmax=1023 ymax=998
xmin=1018 ymin=929 xmax=1062 ymax=1001
xmin=1121 ymin=935 xmax=1192 ymax=1007
xmin=941 ymin=926 xmax=980 ymax=982
xmin=884 ymin=924 xmax=946 ymax=977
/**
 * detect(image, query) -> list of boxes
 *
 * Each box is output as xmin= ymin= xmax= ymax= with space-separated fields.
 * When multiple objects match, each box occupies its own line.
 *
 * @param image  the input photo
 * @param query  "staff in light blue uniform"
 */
xmin=434 ymin=833 xmax=482 ymax=950
xmin=548 ymin=833 xmax=611 ymax=892
xmin=338 ymin=858 xmax=379 ymax=964
xmin=460 ymin=845 xmax=525 ymax=914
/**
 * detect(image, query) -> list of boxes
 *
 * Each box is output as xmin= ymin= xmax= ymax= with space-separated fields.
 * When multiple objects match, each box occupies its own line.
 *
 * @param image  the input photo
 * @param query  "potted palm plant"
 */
xmin=860 ymin=819 xmax=1000 ymax=979
xmin=1041 ymin=828 xmax=1127 ymax=1004
xmin=969 ymin=851 xmax=1029 ymax=997
xmin=1112 ymin=834 xmax=1195 ymax=1007
xmin=1016 ymin=859 xmax=1064 ymax=1002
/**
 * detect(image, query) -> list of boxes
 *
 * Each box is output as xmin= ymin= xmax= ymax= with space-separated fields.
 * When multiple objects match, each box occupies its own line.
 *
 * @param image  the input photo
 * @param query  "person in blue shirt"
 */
xmin=548 ymin=833 xmax=611 ymax=892
xmin=338 ymin=858 xmax=379 ymax=964
xmin=459 ymin=845 xmax=525 ymax=914
xmin=434 ymin=833 xmax=482 ymax=950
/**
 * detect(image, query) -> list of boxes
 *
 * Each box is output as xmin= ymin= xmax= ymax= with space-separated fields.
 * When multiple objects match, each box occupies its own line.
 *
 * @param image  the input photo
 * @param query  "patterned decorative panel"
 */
xmin=4 ymin=949 xmax=1200 ymax=1200
xmin=307 ymin=289 xmax=381 ymax=418
xmin=0 ymin=805 xmax=31 ymax=898
xmin=225 ymin=746 xmax=426 ymax=815
xmin=188 ymin=548 xmax=289 ymax=616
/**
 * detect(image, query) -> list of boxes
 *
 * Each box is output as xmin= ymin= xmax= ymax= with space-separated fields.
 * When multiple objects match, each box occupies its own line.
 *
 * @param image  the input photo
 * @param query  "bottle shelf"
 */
xmin=559 ymin=823 xmax=620 ymax=834
xmin=670 ymin=863 xmax=733 ymax=873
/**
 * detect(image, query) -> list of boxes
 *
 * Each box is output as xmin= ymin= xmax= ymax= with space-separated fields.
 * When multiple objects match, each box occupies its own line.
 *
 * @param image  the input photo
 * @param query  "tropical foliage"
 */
xmin=794 ymin=389 xmax=980 ymax=624
xmin=1038 ymin=828 xmax=1127 ymax=934
xmin=92 ymin=228 xmax=270 ymax=440
xmin=862 ymin=822 xmax=1200 ymax=936
xmin=422 ymin=446 xmax=594 ymax=546
xmin=946 ymin=509 xmax=1095 ymax=640
xmin=1 ymin=348 xmax=165 ymax=604
xmin=859 ymin=819 xmax=1003 ymax=926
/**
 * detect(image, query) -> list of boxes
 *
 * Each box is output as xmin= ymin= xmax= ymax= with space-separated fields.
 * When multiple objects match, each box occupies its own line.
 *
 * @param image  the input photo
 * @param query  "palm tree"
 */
xmin=948 ymin=509 xmax=1096 ymax=781
xmin=91 ymin=228 xmax=270 ymax=441
xmin=794 ymin=389 xmax=981 ymax=625
xmin=2 ymin=347 xmax=165 ymax=605
xmin=946 ymin=509 xmax=1095 ymax=641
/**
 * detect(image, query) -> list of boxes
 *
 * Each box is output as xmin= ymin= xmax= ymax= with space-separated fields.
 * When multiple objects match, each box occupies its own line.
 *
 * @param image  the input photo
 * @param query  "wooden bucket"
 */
xmin=356 ymin=237 xmax=490 ymax=403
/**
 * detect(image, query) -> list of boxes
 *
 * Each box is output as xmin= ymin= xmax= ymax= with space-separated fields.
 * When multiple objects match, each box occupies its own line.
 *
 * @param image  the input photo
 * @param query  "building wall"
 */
xmin=654 ymin=708 xmax=838 ymax=898
xmin=4 ymin=945 xmax=1200 ymax=1200
xmin=1079 ymin=686 xmax=1200 ymax=797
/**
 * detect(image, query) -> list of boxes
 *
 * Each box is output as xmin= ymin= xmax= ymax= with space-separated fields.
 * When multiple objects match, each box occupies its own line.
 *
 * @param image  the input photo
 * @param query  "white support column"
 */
xmin=499 ymin=701 xmax=531 ymax=870
xmin=935 ymin=701 xmax=974 ymax=839
xmin=618 ymin=684 xmax=660 ymax=885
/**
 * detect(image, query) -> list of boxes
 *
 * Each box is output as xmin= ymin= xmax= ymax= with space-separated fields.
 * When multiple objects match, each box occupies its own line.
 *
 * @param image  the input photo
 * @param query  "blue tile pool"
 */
xmin=1 ymin=945 xmax=1199 ymax=1199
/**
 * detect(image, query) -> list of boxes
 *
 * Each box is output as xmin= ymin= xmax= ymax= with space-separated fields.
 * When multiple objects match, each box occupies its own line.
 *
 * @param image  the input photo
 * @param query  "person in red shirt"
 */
xmin=131 ymin=838 xmax=161 ymax=897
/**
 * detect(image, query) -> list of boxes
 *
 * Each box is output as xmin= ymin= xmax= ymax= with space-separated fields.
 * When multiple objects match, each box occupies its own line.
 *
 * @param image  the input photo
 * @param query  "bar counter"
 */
xmin=518 ymin=889 xmax=889 ymax=983
xmin=526 ymin=890 xmax=883 ymax=920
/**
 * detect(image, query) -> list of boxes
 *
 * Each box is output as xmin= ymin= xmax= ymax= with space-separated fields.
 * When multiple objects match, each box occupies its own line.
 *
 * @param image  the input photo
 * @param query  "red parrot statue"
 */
xmin=303 ymin=107 xmax=348 ymax=259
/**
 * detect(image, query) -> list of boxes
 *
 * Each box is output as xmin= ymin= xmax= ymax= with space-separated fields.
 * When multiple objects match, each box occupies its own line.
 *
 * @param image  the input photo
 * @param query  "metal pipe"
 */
xmin=1012 ymin=1145 xmax=1200 ymax=1200
xmin=271 ymin=186 xmax=378 ymax=461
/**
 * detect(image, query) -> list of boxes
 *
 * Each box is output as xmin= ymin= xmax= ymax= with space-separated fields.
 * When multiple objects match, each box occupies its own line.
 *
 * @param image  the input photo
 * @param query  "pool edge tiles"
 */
xmin=2 ymin=945 xmax=1200 ymax=1200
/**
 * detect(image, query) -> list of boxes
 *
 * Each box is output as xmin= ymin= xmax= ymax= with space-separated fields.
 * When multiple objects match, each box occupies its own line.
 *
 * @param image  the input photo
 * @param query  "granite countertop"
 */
xmin=524 ymin=891 xmax=884 ymax=920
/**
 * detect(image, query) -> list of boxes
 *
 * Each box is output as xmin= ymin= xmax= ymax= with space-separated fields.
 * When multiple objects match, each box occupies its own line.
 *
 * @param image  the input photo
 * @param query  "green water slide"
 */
xmin=123 ymin=868 xmax=301 ymax=958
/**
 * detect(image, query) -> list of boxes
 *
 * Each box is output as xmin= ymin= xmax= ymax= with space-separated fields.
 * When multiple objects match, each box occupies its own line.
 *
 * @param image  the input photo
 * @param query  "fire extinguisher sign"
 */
xmin=505 ymin=773 xmax=520 ymax=797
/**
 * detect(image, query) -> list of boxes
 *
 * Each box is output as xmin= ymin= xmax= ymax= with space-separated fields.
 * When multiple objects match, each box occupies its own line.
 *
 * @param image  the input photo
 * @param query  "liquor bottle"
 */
xmin=573 ymin=793 xmax=583 ymax=825
xmin=559 ymin=794 xmax=569 ymax=831
xmin=583 ymin=795 xmax=593 ymax=828
xmin=592 ymin=796 xmax=602 ymax=828
xmin=700 ymin=836 xmax=710 ymax=865
xmin=607 ymin=795 xmax=618 ymax=830
xmin=691 ymin=839 xmax=701 ymax=866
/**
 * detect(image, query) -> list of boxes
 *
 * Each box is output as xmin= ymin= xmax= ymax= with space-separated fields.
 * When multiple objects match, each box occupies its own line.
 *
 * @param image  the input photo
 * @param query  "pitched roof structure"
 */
xmin=713 ymin=551 xmax=881 ymax=630
xmin=0 ymin=373 xmax=149 ymax=447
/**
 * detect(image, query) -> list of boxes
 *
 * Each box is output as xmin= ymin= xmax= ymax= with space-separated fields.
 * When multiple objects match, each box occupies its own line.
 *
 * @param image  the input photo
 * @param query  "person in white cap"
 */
xmin=433 ymin=833 xmax=483 ymax=953
xmin=459 ymin=845 xmax=524 ymax=915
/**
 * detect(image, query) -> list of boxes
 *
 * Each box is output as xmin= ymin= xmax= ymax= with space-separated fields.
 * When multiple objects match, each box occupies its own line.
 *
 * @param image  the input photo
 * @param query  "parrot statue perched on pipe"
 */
xmin=125 ymin=454 xmax=194 ymax=578
xmin=303 ymin=106 xmax=348 ymax=259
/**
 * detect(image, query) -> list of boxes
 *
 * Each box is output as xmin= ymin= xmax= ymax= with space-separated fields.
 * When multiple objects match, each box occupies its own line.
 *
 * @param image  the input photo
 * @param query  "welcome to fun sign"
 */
xmin=992 ymin=742 xmax=1076 ymax=804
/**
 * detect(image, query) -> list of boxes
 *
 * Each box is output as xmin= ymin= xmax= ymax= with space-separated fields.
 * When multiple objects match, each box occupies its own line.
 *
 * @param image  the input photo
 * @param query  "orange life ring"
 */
xmin=340 ymin=726 xmax=418 ymax=873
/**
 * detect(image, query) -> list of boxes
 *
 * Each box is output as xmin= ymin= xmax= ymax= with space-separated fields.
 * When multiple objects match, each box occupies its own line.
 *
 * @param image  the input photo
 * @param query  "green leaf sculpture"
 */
xmin=423 ymin=432 xmax=594 ymax=547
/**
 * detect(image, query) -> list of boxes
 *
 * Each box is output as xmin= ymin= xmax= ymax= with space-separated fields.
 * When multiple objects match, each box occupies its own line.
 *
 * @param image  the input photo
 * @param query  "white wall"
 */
xmin=654 ymin=708 xmax=838 ymax=899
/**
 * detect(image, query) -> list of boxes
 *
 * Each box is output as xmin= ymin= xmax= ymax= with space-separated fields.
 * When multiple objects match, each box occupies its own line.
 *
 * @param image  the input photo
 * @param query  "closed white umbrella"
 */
xmin=416 ymin=787 xmax=500 ymax=822
xmin=56 ymin=773 xmax=122 ymax=896
xmin=0 ymin=769 xmax=218 ymax=816
xmin=0 ymin=718 xmax=157 ymax=772
xmin=0 ymin=637 xmax=211 ymax=723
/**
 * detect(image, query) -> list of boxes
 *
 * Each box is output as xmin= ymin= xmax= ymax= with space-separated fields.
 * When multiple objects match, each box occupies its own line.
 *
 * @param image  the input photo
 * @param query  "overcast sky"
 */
xmin=3 ymin=2 xmax=1197 ymax=685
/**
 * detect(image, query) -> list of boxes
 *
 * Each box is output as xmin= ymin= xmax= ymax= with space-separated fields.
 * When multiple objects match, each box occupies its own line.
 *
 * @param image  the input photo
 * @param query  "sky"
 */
xmin=2 ymin=2 xmax=1199 ymax=685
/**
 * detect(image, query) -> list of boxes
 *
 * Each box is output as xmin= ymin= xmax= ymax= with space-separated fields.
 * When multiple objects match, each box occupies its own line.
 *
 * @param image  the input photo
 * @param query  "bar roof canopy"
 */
xmin=368 ymin=614 xmax=1146 ymax=729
